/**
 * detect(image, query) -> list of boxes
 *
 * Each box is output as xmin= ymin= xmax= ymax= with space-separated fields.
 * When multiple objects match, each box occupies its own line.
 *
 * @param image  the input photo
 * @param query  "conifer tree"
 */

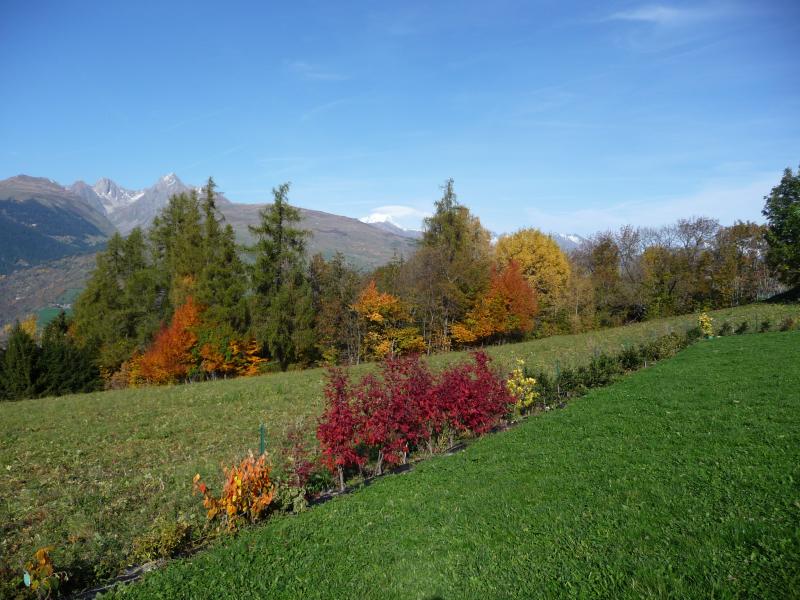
xmin=195 ymin=177 xmax=248 ymax=331
xmin=37 ymin=311 xmax=100 ymax=397
xmin=0 ymin=321 xmax=40 ymax=400
xmin=762 ymin=165 xmax=800 ymax=286
xmin=249 ymin=183 xmax=315 ymax=370
xmin=411 ymin=179 xmax=491 ymax=349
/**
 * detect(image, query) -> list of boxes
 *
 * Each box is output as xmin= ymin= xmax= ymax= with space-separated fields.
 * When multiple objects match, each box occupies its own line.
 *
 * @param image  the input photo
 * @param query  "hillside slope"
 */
xmin=0 ymin=173 xmax=417 ymax=327
xmin=0 ymin=176 xmax=114 ymax=274
xmin=0 ymin=303 xmax=798 ymax=597
xmin=113 ymin=331 xmax=800 ymax=599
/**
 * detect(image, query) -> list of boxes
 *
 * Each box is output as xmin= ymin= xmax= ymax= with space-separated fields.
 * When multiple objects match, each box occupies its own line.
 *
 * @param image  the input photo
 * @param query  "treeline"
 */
xmin=2 ymin=165 xmax=798 ymax=399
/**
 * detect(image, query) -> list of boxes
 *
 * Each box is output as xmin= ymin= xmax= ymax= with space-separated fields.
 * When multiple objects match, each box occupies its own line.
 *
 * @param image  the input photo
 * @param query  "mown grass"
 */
xmin=109 ymin=330 xmax=800 ymax=599
xmin=0 ymin=302 xmax=798 ymax=595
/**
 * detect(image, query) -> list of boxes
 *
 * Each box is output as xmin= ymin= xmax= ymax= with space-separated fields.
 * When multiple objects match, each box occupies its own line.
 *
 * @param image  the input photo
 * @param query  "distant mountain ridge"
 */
xmin=0 ymin=172 xmax=420 ymax=328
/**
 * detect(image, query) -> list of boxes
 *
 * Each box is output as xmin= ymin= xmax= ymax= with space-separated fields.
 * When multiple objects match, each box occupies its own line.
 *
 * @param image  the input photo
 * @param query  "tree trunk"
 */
xmin=337 ymin=466 xmax=345 ymax=492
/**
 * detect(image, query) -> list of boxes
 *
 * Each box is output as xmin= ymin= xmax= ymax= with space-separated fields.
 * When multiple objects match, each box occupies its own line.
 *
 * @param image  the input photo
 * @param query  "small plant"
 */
xmin=698 ymin=312 xmax=714 ymax=338
xmin=717 ymin=321 xmax=733 ymax=336
xmin=759 ymin=319 xmax=771 ymax=333
xmin=131 ymin=519 xmax=191 ymax=563
xmin=506 ymin=359 xmax=539 ymax=414
xmin=23 ymin=547 xmax=66 ymax=598
xmin=193 ymin=452 xmax=275 ymax=530
xmin=271 ymin=484 xmax=309 ymax=514
xmin=619 ymin=345 xmax=643 ymax=371
xmin=779 ymin=316 xmax=796 ymax=331
xmin=735 ymin=321 xmax=749 ymax=335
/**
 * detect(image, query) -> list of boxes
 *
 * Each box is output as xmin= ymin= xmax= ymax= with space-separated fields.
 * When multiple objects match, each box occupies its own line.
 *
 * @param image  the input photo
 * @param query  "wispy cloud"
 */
xmin=605 ymin=3 xmax=737 ymax=26
xmin=300 ymin=98 xmax=352 ymax=122
xmin=285 ymin=60 xmax=347 ymax=81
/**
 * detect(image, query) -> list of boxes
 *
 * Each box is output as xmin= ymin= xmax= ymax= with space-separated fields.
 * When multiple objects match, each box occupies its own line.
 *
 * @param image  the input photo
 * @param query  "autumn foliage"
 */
xmin=130 ymin=297 xmax=202 ymax=385
xmin=352 ymin=280 xmax=425 ymax=360
xmin=193 ymin=452 xmax=275 ymax=530
xmin=317 ymin=352 xmax=514 ymax=489
xmin=451 ymin=261 xmax=538 ymax=344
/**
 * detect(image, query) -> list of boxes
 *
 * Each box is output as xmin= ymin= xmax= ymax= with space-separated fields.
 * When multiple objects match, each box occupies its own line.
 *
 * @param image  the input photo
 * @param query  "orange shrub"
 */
xmin=193 ymin=452 xmax=275 ymax=530
xmin=130 ymin=297 xmax=202 ymax=385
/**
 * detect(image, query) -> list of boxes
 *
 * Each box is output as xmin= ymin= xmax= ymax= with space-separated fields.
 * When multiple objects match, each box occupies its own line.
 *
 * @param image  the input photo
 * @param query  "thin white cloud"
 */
xmin=522 ymin=177 xmax=774 ymax=236
xmin=360 ymin=204 xmax=430 ymax=230
xmin=285 ymin=60 xmax=347 ymax=81
xmin=605 ymin=4 xmax=736 ymax=26
xmin=300 ymin=98 xmax=352 ymax=122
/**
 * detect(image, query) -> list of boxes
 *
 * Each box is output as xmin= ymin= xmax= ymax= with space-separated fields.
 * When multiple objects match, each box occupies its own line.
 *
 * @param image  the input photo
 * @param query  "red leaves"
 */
xmin=316 ymin=352 xmax=514 ymax=481
xmin=316 ymin=367 xmax=364 ymax=475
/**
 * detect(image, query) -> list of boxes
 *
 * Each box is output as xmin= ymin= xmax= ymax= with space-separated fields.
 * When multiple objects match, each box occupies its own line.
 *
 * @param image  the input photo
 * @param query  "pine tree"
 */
xmin=1 ymin=321 xmax=41 ymax=400
xmin=762 ymin=165 xmax=800 ymax=287
xmin=411 ymin=179 xmax=492 ymax=350
xmin=38 ymin=311 xmax=100 ymax=397
xmin=249 ymin=183 xmax=315 ymax=370
xmin=195 ymin=177 xmax=248 ymax=332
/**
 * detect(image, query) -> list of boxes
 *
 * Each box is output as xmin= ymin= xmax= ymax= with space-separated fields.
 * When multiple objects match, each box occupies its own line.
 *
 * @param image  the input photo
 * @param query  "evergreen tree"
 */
xmin=73 ymin=229 xmax=162 ymax=373
xmin=150 ymin=190 xmax=204 ymax=307
xmin=0 ymin=321 xmax=40 ymax=400
xmin=249 ymin=183 xmax=315 ymax=370
xmin=195 ymin=177 xmax=249 ymax=331
xmin=38 ymin=311 xmax=100 ymax=397
xmin=411 ymin=179 xmax=492 ymax=349
xmin=762 ymin=165 xmax=800 ymax=287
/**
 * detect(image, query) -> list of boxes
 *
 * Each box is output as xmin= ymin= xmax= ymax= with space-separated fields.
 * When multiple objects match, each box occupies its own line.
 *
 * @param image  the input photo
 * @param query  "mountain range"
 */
xmin=0 ymin=172 xmax=583 ymax=329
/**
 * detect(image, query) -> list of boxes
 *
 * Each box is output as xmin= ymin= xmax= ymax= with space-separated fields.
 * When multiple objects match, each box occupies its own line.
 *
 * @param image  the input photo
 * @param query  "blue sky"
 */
xmin=1 ymin=1 xmax=798 ymax=235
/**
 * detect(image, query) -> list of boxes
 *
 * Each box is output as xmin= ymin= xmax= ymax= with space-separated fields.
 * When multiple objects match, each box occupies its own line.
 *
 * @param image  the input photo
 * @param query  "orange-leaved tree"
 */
xmin=352 ymin=280 xmax=425 ymax=361
xmin=451 ymin=260 xmax=538 ymax=345
xmin=130 ymin=297 xmax=203 ymax=385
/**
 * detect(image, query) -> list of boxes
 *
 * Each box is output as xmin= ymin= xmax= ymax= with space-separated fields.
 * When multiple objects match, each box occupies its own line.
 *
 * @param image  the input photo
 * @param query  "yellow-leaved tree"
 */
xmin=494 ymin=228 xmax=571 ymax=331
xmin=352 ymin=280 xmax=425 ymax=361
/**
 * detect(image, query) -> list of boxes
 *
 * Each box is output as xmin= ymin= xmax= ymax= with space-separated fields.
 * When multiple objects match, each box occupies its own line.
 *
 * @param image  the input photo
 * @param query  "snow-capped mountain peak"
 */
xmin=92 ymin=178 xmax=141 ymax=214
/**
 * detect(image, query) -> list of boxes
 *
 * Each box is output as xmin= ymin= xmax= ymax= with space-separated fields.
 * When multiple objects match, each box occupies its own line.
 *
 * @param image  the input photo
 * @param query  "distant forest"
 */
xmin=2 ymin=165 xmax=799 ymax=400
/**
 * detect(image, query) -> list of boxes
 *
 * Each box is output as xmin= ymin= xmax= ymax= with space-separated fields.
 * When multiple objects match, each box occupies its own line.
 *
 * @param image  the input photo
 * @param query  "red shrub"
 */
xmin=317 ymin=367 xmax=364 ymax=490
xmin=356 ymin=355 xmax=434 ymax=474
xmin=433 ymin=351 xmax=514 ymax=435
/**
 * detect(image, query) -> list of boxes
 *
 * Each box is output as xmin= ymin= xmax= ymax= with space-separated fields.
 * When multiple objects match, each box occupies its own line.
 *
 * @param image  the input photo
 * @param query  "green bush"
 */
xmin=272 ymin=484 xmax=309 ymax=514
xmin=759 ymin=319 xmax=772 ymax=333
xmin=685 ymin=326 xmax=703 ymax=343
xmin=717 ymin=321 xmax=733 ymax=336
xmin=131 ymin=519 xmax=191 ymax=563
xmin=618 ymin=345 xmax=644 ymax=371
xmin=780 ymin=317 xmax=796 ymax=331
xmin=735 ymin=321 xmax=750 ymax=335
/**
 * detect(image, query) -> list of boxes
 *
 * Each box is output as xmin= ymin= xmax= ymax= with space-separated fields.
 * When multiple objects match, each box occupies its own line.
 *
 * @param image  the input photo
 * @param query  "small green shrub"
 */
xmin=619 ymin=345 xmax=643 ymax=371
xmin=735 ymin=321 xmax=749 ymax=335
xmin=272 ymin=484 xmax=309 ymax=514
xmin=131 ymin=519 xmax=191 ymax=563
xmin=759 ymin=319 xmax=772 ymax=333
xmin=779 ymin=317 xmax=796 ymax=331
xmin=685 ymin=326 xmax=703 ymax=343
xmin=717 ymin=321 xmax=733 ymax=336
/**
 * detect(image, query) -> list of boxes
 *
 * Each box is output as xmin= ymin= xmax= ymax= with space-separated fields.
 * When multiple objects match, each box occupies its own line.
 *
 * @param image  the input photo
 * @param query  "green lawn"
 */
xmin=0 ymin=302 xmax=798 ymax=595
xmin=109 ymin=331 xmax=800 ymax=599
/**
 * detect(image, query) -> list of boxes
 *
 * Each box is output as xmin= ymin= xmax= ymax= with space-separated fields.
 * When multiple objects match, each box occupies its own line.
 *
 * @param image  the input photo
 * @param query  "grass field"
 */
xmin=109 ymin=330 xmax=800 ymax=599
xmin=0 ymin=302 xmax=798 ymax=594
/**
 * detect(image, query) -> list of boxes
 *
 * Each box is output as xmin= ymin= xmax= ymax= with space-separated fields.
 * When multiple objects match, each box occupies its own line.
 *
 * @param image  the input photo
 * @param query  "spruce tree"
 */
xmin=249 ymin=183 xmax=315 ymax=370
xmin=762 ymin=165 xmax=800 ymax=287
xmin=195 ymin=177 xmax=248 ymax=332
xmin=38 ymin=311 xmax=100 ymax=397
xmin=1 ymin=321 xmax=41 ymax=400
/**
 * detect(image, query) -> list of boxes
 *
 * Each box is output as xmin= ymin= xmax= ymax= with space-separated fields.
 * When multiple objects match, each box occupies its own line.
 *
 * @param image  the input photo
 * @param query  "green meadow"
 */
xmin=1 ymin=302 xmax=798 ymax=595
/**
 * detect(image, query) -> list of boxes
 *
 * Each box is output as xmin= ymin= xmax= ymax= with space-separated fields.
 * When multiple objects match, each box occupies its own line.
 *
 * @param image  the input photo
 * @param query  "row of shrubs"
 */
xmin=716 ymin=315 xmax=796 ymax=336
